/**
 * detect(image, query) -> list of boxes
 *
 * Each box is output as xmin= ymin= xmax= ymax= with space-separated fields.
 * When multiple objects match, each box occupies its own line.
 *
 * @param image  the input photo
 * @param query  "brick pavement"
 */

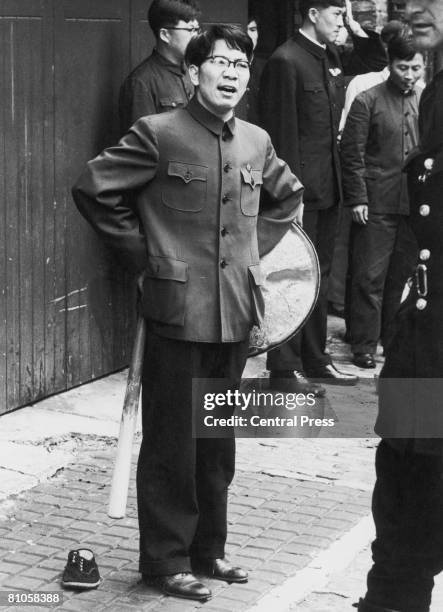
xmin=0 ymin=435 xmax=376 ymax=612
xmin=0 ymin=315 xmax=385 ymax=610
xmin=296 ymin=541 xmax=443 ymax=611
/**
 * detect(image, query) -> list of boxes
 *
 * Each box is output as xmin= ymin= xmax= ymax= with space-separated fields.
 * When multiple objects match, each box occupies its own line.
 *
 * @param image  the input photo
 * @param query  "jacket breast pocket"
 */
xmin=159 ymin=96 xmax=186 ymax=111
xmin=240 ymin=167 xmax=263 ymax=216
xmin=141 ymin=255 xmax=188 ymax=326
xmin=162 ymin=161 xmax=208 ymax=212
xmin=303 ymin=81 xmax=326 ymax=94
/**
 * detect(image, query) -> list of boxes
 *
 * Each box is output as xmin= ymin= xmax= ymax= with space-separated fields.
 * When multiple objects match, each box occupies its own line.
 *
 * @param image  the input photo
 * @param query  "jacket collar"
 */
xmin=186 ymin=96 xmax=236 ymax=137
xmin=293 ymin=31 xmax=327 ymax=59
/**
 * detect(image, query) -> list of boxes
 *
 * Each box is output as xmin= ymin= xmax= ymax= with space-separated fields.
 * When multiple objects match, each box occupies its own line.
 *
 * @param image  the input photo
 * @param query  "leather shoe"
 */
xmin=192 ymin=557 xmax=248 ymax=584
xmin=305 ymin=364 xmax=358 ymax=386
xmin=357 ymin=597 xmax=401 ymax=612
xmin=353 ymin=353 xmax=376 ymax=369
xmin=269 ymin=370 xmax=326 ymax=397
xmin=143 ymin=572 xmax=211 ymax=601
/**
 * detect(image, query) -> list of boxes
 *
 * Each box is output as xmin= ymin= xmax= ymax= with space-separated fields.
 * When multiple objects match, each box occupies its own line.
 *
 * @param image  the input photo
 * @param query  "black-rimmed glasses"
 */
xmin=166 ymin=26 xmax=201 ymax=34
xmin=205 ymin=55 xmax=250 ymax=71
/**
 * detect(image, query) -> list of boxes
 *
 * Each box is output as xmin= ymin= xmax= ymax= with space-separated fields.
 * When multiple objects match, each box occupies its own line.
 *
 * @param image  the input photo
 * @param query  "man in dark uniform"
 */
xmin=73 ymin=25 xmax=304 ymax=603
xmin=341 ymin=36 xmax=424 ymax=369
xmin=119 ymin=0 xmax=201 ymax=132
xmin=259 ymin=0 xmax=386 ymax=395
xmin=358 ymin=0 xmax=443 ymax=610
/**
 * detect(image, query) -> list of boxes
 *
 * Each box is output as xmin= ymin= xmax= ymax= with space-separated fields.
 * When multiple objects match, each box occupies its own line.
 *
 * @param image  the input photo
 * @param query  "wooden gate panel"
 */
xmin=0 ymin=1 xmax=53 ymax=412
xmin=54 ymin=0 xmax=133 ymax=390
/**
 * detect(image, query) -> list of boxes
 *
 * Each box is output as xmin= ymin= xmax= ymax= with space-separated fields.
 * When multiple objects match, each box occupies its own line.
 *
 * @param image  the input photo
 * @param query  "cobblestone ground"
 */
xmin=0 ymin=432 xmax=377 ymax=612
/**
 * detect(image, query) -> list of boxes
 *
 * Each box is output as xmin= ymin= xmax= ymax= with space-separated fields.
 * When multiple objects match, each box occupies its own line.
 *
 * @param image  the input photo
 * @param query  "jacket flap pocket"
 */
xmin=168 ymin=161 xmax=207 ymax=184
xmin=248 ymin=263 xmax=263 ymax=286
xmin=240 ymin=167 xmax=263 ymax=189
xmin=303 ymin=81 xmax=324 ymax=92
xmin=145 ymin=256 xmax=188 ymax=282
xmin=159 ymin=97 xmax=185 ymax=108
xmin=364 ymin=168 xmax=381 ymax=179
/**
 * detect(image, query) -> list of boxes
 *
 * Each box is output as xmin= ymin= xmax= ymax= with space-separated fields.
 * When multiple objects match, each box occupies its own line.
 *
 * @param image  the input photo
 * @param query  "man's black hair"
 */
xmin=148 ymin=0 xmax=201 ymax=37
xmin=299 ymin=0 xmax=344 ymax=22
xmin=388 ymin=35 xmax=422 ymax=62
xmin=185 ymin=24 xmax=254 ymax=66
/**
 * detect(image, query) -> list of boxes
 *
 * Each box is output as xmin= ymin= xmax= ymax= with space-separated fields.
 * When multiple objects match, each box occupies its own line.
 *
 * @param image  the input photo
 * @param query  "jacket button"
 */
xmin=416 ymin=298 xmax=427 ymax=310
xmin=419 ymin=205 xmax=430 ymax=216
xmin=221 ymin=227 xmax=228 ymax=237
xmin=220 ymin=259 xmax=227 ymax=268
xmin=419 ymin=249 xmax=431 ymax=261
xmin=222 ymin=194 xmax=231 ymax=204
xmin=223 ymin=162 xmax=232 ymax=173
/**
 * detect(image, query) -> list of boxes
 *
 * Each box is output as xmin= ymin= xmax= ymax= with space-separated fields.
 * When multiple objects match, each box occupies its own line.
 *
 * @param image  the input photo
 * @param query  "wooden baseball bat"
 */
xmin=108 ymin=314 xmax=147 ymax=518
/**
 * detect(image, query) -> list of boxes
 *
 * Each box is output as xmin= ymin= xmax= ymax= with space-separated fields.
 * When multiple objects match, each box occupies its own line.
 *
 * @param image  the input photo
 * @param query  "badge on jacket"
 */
xmin=329 ymin=68 xmax=342 ymax=77
xmin=241 ymin=164 xmax=261 ymax=189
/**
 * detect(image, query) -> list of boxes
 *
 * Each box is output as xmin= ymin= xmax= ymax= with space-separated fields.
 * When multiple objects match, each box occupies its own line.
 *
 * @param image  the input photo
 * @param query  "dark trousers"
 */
xmin=137 ymin=327 xmax=249 ymax=576
xmin=267 ymin=205 xmax=339 ymax=372
xmin=365 ymin=440 xmax=443 ymax=612
xmin=350 ymin=214 xmax=416 ymax=354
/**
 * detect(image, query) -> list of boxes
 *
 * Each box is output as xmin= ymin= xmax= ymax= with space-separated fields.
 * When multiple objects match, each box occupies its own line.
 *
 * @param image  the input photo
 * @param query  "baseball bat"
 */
xmin=108 ymin=314 xmax=147 ymax=518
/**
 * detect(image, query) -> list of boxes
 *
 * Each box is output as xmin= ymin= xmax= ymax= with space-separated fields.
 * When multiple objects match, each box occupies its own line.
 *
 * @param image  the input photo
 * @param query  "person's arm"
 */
xmin=340 ymin=95 xmax=371 ymax=224
xmin=258 ymin=136 xmax=304 ymax=256
xmin=341 ymin=0 xmax=386 ymax=75
xmin=258 ymin=53 xmax=300 ymax=174
xmin=72 ymin=119 xmax=159 ymax=273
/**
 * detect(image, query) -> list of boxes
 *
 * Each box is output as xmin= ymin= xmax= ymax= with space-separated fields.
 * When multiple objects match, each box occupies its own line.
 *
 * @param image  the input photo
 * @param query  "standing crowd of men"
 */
xmin=68 ymin=0 xmax=443 ymax=609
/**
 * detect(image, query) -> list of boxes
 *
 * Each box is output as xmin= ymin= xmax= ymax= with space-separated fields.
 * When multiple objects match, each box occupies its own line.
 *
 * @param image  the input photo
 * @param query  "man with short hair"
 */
xmin=119 ymin=0 xmax=201 ymax=132
xmin=341 ymin=36 xmax=424 ymax=368
xmin=259 ymin=0 xmax=386 ymax=394
xmin=73 ymin=24 xmax=304 ymax=602
xmin=358 ymin=0 xmax=443 ymax=609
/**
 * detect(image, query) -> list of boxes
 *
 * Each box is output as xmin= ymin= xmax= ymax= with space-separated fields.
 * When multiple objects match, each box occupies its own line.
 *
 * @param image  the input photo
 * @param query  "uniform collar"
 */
xmin=299 ymin=28 xmax=327 ymax=50
xmin=186 ymin=96 xmax=236 ymax=137
xmin=152 ymin=48 xmax=187 ymax=76
xmin=294 ymin=30 xmax=327 ymax=59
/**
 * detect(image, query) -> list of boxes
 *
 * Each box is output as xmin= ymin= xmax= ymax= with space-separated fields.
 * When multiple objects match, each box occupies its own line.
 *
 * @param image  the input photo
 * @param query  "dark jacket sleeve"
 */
xmin=258 ymin=135 xmax=304 ymax=256
xmin=342 ymin=30 xmax=387 ymax=76
xmin=72 ymin=119 xmax=159 ymax=273
xmin=340 ymin=94 xmax=371 ymax=207
xmin=258 ymin=53 xmax=300 ymax=175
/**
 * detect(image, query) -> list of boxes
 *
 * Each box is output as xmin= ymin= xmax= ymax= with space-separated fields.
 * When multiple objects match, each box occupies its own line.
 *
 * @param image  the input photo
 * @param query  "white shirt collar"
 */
xmin=299 ymin=28 xmax=327 ymax=50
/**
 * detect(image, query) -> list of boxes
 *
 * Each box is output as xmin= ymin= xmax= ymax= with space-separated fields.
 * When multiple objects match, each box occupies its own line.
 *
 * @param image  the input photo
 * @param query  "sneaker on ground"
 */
xmin=61 ymin=549 xmax=101 ymax=589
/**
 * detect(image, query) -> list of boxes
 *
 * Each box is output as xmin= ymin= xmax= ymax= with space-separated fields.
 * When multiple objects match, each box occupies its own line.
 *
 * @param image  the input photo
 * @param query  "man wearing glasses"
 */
xmin=73 ymin=24 xmax=304 ymax=602
xmin=119 ymin=0 xmax=201 ymax=133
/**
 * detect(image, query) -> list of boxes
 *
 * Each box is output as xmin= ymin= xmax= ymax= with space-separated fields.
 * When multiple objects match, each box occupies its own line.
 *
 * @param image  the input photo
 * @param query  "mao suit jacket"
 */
xmin=72 ymin=97 xmax=304 ymax=344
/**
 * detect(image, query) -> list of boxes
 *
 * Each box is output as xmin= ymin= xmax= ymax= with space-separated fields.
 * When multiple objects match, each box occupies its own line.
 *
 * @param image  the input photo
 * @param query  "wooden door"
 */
xmin=0 ymin=0 xmax=54 ymax=410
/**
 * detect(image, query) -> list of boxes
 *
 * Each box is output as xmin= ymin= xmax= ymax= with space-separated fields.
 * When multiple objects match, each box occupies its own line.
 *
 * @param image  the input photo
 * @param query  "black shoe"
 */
xmin=143 ymin=572 xmax=211 ymax=601
xmin=353 ymin=353 xmax=376 ymax=369
xmin=357 ymin=597 xmax=401 ymax=612
xmin=61 ymin=549 xmax=101 ymax=590
xmin=269 ymin=370 xmax=326 ymax=397
xmin=306 ymin=364 xmax=358 ymax=386
xmin=192 ymin=557 xmax=248 ymax=584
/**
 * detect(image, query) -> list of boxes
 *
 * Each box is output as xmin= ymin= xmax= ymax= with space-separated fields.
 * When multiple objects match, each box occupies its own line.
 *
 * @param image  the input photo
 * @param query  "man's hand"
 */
xmin=344 ymin=0 xmax=368 ymax=37
xmin=352 ymin=204 xmax=369 ymax=225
